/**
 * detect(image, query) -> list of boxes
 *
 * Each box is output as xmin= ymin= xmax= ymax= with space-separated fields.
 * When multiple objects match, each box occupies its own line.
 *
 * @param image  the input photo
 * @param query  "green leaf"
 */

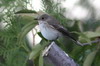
xmin=73 ymin=31 xmax=91 ymax=43
xmin=74 ymin=31 xmax=100 ymax=43
xmin=18 ymin=21 xmax=37 ymax=45
xmin=37 ymin=32 xmax=47 ymax=41
xmin=96 ymin=27 xmax=100 ymax=33
xmin=39 ymin=52 xmax=43 ymax=66
xmin=15 ymin=9 xmax=37 ymax=14
xmin=83 ymin=50 xmax=97 ymax=66
xmin=29 ymin=44 xmax=42 ymax=60
xmin=29 ymin=42 xmax=48 ymax=60
xmin=84 ymin=31 xmax=100 ymax=38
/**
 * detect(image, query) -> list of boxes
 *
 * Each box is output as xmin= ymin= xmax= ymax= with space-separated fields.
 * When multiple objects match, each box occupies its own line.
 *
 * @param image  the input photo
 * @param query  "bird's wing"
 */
xmin=46 ymin=16 xmax=77 ymax=42
xmin=47 ymin=16 xmax=83 ymax=46
xmin=52 ymin=24 xmax=77 ymax=42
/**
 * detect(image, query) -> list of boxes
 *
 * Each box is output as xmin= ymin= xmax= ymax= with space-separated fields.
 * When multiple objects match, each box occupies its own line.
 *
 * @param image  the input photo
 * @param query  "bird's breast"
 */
xmin=39 ymin=22 xmax=61 ymax=40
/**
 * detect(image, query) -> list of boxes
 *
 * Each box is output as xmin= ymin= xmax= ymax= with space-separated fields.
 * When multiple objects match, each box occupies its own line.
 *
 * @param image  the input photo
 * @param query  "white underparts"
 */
xmin=39 ymin=21 xmax=61 ymax=40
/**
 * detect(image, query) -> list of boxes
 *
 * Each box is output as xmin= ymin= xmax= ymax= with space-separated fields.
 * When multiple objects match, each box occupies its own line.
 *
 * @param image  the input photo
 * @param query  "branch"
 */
xmin=44 ymin=42 xmax=78 ymax=66
xmin=81 ymin=39 xmax=100 ymax=46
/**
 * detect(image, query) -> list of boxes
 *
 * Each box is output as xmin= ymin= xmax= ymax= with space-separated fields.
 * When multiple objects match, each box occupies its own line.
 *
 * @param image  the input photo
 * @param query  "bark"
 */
xmin=44 ymin=42 xmax=78 ymax=66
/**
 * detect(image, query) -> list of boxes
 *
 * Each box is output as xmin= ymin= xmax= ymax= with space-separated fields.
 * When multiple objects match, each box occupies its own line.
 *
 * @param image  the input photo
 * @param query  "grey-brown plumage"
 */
xmin=35 ymin=14 xmax=82 ymax=46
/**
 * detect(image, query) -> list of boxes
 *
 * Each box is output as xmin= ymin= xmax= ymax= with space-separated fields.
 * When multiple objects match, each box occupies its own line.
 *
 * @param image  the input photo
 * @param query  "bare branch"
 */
xmin=44 ymin=42 xmax=78 ymax=66
xmin=81 ymin=39 xmax=100 ymax=46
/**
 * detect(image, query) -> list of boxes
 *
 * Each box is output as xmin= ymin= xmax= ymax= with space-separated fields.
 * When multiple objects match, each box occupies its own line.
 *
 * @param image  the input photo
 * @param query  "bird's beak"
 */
xmin=34 ymin=18 xmax=38 ymax=20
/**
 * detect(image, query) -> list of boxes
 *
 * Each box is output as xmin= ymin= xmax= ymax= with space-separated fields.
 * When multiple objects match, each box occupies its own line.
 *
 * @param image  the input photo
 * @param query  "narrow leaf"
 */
xmin=39 ymin=52 xmax=43 ymax=66
xmin=15 ymin=9 xmax=37 ymax=14
xmin=29 ymin=42 xmax=48 ymax=60
xmin=18 ymin=21 xmax=37 ymax=45
xmin=84 ymin=31 xmax=100 ymax=38
xmin=83 ymin=50 xmax=97 ymax=66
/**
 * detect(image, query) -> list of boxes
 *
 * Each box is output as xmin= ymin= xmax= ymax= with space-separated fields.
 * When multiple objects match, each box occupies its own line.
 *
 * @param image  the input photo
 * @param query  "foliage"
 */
xmin=42 ymin=0 xmax=100 ymax=66
xmin=0 ymin=0 xmax=35 ymax=66
xmin=0 ymin=16 xmax=30 ymax=66
xmin=0 ymin=0 xmax=100 ymax=66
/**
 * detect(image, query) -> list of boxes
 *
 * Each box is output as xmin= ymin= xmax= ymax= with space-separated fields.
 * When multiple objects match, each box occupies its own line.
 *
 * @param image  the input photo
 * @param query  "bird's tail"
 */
xmin=65 ymin=35 xmax=83 ymax=46
xmin=69 ymin=38 xmax=83 ymax=46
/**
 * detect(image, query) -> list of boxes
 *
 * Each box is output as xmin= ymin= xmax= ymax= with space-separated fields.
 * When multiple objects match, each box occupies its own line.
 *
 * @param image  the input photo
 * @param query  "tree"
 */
xmin=0 ymin=0 xmax=100 ymax=66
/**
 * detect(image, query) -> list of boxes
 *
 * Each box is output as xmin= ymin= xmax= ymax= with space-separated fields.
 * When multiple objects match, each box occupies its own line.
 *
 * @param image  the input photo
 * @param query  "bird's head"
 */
xmin=34 ymin=14 xmax=50 ymax=22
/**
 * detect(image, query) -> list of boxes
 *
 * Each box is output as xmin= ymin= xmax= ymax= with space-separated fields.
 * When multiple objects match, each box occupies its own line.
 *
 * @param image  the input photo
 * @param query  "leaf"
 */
xmin=18 ymin=21 xmax=37 ymax=45
xmin=74 ymin=31 xmax=100 ymax=43
xmin=39 ymin=52 xmax=43 ymax=66
xmin=96 ymin=27 xmax=100 ymax=33
xmin=15 ymin=9 xmax=37 ymax=14
xmin=78 ymin=21 xmax=83 ymax=32
xmin=29 ymin=44 xmax=41 ymax=60
xmin=73 ymin=31 xmax=91 ymax=43
xmin=29 ymin=42 xmax=48 ymax=60
xmin=84 ymin=31 xmax=100 ymax=38
xmin=83 ymin=50 xmax=97 ymax=66
xmin=37 ymin=32 xmax=47 ymax=41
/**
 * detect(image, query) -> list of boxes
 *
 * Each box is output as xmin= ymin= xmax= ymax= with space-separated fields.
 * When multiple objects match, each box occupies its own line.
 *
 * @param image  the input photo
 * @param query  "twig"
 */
xmin=32 ymin=29 xmax=35 ymax=46
xmin=81 ymin=39 xmax=100 ymax=46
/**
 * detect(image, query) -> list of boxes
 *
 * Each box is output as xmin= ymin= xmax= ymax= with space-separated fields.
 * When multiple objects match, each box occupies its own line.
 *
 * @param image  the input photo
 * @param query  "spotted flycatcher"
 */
xmin=35 ymin=14 xmax=82 ymax=46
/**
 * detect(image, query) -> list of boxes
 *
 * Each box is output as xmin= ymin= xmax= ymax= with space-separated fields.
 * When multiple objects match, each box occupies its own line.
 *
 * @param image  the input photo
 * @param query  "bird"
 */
xmin=34 ymin=14 xmax=83 ymax=46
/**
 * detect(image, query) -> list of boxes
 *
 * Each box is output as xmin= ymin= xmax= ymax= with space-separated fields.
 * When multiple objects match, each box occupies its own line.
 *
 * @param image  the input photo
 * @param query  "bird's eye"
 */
xmin=42 ymin=17 xmax=44 ymax=20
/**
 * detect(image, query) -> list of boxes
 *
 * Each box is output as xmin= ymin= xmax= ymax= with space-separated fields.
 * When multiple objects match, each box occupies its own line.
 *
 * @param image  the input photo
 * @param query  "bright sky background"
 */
xmin=27 ymin=0 xmax=100 ymax=20
xmin=27 ymin=0 xmax=42 ymax=11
